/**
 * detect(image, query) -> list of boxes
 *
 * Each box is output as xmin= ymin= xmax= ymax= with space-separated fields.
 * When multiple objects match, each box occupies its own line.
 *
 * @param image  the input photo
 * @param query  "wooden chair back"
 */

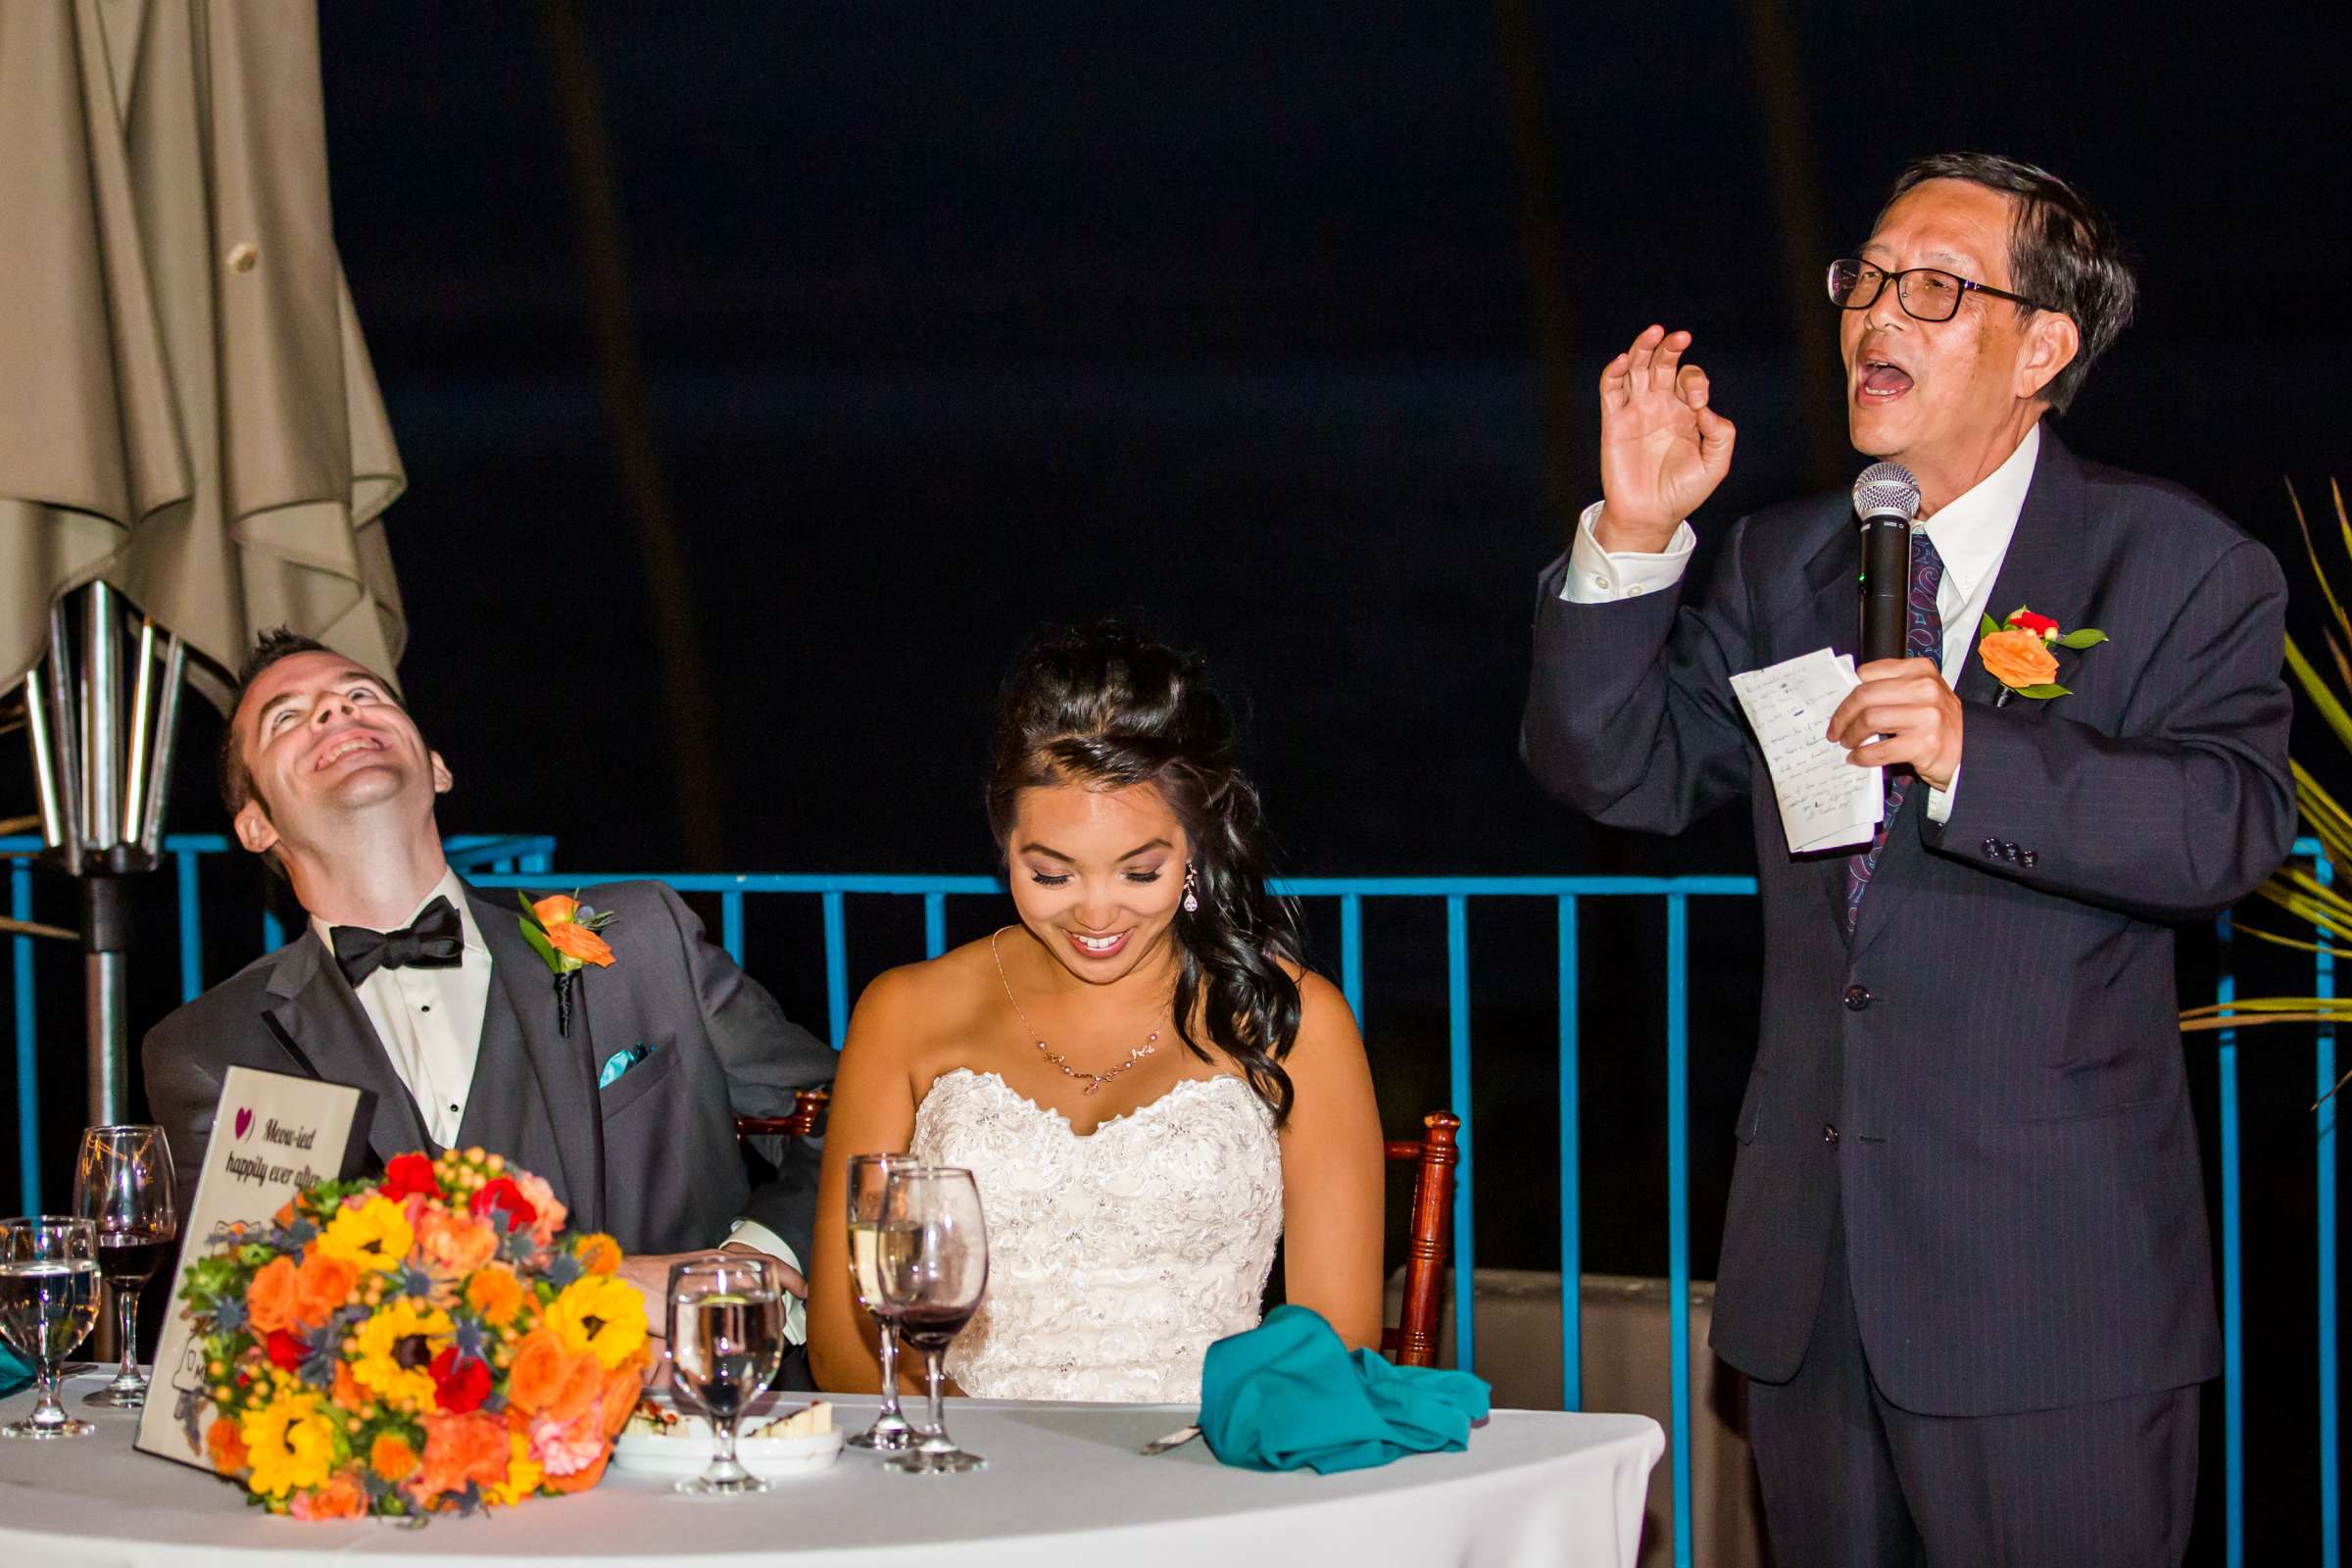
xmin=733 ymin=1088 xmax=831 ymax=1146
xmin=1381 ymin=1108 xmax=1461 ymax=1367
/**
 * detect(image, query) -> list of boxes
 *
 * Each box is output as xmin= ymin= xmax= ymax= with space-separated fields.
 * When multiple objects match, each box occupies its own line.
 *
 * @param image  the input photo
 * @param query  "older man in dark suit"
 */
xmin=1523 ymin=154 xmax=2294 ymax=1563
xmin=143 ymin=631 xmax=837 ymax=1355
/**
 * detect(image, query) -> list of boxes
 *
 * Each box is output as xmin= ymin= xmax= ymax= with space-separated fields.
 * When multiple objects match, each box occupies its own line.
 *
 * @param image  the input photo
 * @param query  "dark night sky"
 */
xmin=21 ymin=8 xmax=2347 ymax=1547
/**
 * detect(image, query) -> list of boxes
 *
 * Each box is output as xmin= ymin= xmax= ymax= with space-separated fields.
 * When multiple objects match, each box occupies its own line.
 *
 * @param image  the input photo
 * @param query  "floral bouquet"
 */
xmin=175 ymin=1149 xmax=651 ymax=1520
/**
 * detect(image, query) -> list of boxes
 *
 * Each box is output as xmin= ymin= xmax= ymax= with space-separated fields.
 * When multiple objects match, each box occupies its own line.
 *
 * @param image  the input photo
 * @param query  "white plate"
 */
xmin=612 ymin=1398 xmax=847 ymax=1479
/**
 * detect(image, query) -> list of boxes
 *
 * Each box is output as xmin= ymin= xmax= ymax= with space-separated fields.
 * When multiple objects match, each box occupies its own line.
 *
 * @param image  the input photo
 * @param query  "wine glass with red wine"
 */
xmin=72 ymin=1126 xmax=176 ymax=1408
xmin=872 ymin=1165 xmax=988 ymax=1475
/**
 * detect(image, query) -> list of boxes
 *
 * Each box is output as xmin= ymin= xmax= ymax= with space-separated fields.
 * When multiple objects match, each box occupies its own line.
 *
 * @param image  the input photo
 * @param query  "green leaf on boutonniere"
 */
xmin=516 ymin=915 xmax=574 ymax=974
xmin=1979 ymin=612 xmax=2001 ymax=640
xmin=2009 ymin=682 xmax=2072 ymax=700
xmin=516 ymin=890 xmax=543 ymax=922
xmin=2054 ymin=628 xmax=2108 ymax=649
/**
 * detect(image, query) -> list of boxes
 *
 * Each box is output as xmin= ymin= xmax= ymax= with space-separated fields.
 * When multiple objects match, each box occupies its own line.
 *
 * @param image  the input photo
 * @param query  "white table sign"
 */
xmin=133 ymin=1066 xmax=370 ymax=1469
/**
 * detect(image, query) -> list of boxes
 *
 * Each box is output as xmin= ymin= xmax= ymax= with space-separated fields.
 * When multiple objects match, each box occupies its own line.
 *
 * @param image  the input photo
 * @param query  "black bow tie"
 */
xmin=332 ymin=895 xmax=465 ymax=988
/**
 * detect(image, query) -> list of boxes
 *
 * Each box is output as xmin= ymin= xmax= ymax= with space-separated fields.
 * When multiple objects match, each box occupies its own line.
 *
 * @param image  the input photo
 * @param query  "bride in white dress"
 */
xmin=808 ymin=624 xmax=1384 ymax=1402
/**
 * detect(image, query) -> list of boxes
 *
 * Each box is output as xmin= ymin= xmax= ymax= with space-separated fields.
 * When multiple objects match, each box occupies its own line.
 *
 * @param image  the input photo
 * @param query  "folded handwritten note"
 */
xmin=1729 ymin=649 xmax=1882 ymax=855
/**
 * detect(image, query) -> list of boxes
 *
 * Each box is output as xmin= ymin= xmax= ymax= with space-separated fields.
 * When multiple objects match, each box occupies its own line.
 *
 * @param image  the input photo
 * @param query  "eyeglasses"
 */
xmin=1826 ymin=259 xmax=2054 ymax=323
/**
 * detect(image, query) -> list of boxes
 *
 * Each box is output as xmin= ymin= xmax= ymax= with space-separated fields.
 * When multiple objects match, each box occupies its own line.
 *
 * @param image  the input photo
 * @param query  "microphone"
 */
xmin=1853 ymin=462 xmax=1921 ymax=664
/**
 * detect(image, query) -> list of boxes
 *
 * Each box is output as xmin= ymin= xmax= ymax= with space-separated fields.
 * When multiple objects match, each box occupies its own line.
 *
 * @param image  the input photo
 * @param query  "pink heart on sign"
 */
xmin=233 ymin=1107 xmax=253 ymax=1141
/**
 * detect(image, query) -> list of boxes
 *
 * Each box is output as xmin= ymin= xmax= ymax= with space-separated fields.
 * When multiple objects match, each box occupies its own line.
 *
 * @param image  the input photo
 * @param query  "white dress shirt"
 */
xmin=315 ymin=868 xmax=488 ymax=1151
xmin=316 ymin=869 xmax=808 ymax=1341
xmin=1559 ymin=422 xmax=2044 ymax=822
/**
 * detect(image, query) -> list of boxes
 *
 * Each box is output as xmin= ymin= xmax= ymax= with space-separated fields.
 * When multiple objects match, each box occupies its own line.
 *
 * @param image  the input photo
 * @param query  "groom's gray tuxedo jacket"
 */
xmin=142 ymin=879 xmax=836 ymax=1263
xmin=1524 ymin=432 xmax=2295 ymax=1417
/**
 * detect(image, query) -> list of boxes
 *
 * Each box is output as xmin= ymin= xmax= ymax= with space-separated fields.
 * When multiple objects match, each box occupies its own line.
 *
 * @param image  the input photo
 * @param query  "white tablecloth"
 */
xmin=0 ymin=1370 xmax=1662 ymax=1567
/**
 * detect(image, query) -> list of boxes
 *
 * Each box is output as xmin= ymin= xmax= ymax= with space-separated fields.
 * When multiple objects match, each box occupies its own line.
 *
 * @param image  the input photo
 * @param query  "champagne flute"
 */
xmin=844 ymin=1153 xmax=915 ymax=1452
xmin=874 ymin=1165 xmax=988 ymax=1475
xmin=73 ymin=1125 xmax=176 ymax=1407
xmin=0 ymin=1217 xmax=101 ymax=1439
xmin=666 ymin=1255 xmax=787 ymax=1494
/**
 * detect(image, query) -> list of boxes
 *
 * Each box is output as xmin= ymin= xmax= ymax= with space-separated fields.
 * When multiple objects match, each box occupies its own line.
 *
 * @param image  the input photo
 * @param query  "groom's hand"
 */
xmin=1828 ymin=658 xmax=1964 ymax=791
xmin=620 ymin=1248 xmax=810 ymax=1334
xmin=1595 ymin=323 xmax=1738 ymax=553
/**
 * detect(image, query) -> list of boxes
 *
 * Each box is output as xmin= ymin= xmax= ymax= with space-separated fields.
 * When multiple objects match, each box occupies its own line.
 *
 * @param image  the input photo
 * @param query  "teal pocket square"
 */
xmin=598 ymin=1043 xmax=653 ymax=1089
xmin=1199 ymin=1303 xmax=1491 ymax=1474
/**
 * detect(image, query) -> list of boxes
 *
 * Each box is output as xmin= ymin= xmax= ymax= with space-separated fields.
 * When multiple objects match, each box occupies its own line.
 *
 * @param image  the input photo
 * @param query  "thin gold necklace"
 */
xmin=989 ymin=927 xmax=1161 ymax=1096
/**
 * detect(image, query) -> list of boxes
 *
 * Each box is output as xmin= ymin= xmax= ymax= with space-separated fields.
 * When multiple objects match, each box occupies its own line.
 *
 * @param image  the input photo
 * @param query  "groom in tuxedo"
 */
xmin=1524 ymin=155 xmax=2293 ymax=1562
xmin=143 ymin=631 xmax=838 ymax=1351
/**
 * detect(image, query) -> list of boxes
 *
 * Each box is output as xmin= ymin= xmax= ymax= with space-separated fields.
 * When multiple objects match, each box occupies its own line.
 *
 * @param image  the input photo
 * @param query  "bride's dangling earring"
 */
xmin=1182 ymin=863 xmax=1200 ymax=913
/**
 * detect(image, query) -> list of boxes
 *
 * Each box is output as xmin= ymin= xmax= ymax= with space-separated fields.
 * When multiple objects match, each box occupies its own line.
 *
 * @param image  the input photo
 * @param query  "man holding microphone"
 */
xmin=1523 ymin=154 xmax=2294 ymax=1562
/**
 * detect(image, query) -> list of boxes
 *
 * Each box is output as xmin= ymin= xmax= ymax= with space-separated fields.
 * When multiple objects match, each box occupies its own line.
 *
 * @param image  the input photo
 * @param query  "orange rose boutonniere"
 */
xmin=517 ymin=892 xmax=618 ymax=1036
xmin=1977 ymin=605 xmax=2106 ymax=703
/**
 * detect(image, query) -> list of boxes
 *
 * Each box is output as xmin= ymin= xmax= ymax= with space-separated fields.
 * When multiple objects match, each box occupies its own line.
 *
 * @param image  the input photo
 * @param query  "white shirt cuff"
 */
xmin=724 ymin=1218 xmax=808 ymax=1345
xmin=1557 ymin=501 xmax=1696 ymax=604
xmin=1926 ymin=765 xmax=1959 ymax=824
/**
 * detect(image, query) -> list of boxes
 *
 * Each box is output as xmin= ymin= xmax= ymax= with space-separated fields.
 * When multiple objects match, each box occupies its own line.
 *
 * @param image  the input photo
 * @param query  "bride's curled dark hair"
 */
xmin=987 ymin=622 xmax=1304 ymax=1123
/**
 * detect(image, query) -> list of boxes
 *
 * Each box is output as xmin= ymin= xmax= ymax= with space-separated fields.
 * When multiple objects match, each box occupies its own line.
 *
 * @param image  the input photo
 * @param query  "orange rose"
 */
xmin=542 ymin=920 xmax=615 ymax=968
xmin=206 ymin=1416 xmax=249 ymax=1474
xmin=416 ymin=1410 xmax=512 ymax=1499
xmin=506 ymin=1329 xmax=579 ymax=1416
xmin=531 ymin=894 xmax=579 ymax=926
xmin=599 ymin=1350 xmax=650 ymax=1438
xmin=290 ymin=1471 xmax=368 ymax=1521
xmin=540 ymin=1443 xmax=612 ymax=1494
xmin=464 ymin=1265 xmax=528 ymax=1328
xmin=573 ymin=1234 xmax=622 ymax=1276
xmin=370 ymin=1432 xmax=420 ymax=1484
xmin=291 ymin=1251 xmax=360 ymax=1329
xmin=246 ymin=1255 xmax=301 ymax=1336
xmin=1979 ymin=626 xmax=2060 ymax=690
xmin=416 ymin=1208 xmax=500 ymax=1281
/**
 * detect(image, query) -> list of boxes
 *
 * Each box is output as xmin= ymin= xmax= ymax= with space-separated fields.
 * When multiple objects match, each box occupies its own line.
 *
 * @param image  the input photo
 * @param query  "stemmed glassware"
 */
xmin=73 ymin=1125 xmax=176 ymax=1407
xmin=0 ymin=1216 xmax=102 ymax=1439
xmin=843 ymin=1153 xmax=915 ymax=1452
xmin=665 ymin=1253 xmax=788 ymax=1494
xmin=871 ymin=1165 xmax=988 ymax=1475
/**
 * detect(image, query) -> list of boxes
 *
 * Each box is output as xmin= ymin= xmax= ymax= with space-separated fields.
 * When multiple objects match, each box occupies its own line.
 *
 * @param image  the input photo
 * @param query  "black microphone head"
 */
xmin=1852 ymin=462 xmax=1921 ymax=524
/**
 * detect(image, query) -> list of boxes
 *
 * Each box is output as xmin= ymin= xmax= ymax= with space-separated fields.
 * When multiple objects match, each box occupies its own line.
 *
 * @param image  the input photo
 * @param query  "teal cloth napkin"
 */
xmin=1199 ymin=1304 xmax=1491 ymax=1474
xmin=0 ymin=1344 xmax=30 ymax=1399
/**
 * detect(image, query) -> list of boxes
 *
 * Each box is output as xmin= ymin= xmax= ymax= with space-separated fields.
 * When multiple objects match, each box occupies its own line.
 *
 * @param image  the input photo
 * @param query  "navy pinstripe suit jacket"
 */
xmin=1523 ymin=432 xmax=2294 ymax=1416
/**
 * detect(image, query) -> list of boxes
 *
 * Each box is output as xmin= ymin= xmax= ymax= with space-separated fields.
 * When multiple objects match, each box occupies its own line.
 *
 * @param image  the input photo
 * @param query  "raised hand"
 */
xmin=1596 ymin=324 xmax=1737 ymax=552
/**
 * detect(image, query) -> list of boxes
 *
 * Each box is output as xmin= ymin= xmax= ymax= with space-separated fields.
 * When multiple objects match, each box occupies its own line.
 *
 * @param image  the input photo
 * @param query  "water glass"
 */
xmin=73 ymin=1125 xmax=176 ymax=1407
xmin=0 ymin=1216 xmax=101 ymax=1439
xmin=844 ymin=1152 xmax=915 ymax=1451
xmin=873 ymin=1165 xmax=988 ymax=1475
xmin=666 ymin=1254 xmax=787 ymax=1494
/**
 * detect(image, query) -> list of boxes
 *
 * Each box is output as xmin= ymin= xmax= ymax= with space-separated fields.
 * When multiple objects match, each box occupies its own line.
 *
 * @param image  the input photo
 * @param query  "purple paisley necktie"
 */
xmin=1843 ymin=528 xmax=1944 ymax=933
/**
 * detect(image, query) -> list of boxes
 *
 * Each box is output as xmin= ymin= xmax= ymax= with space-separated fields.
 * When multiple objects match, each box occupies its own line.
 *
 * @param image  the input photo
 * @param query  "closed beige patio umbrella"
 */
xmin=0 ymin=0 xmax=406 ymax=1122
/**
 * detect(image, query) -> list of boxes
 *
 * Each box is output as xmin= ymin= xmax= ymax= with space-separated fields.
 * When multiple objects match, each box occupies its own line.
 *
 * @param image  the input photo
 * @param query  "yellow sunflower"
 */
xmin=239 ymin=1391 xmax=341 ymax=1498
xmin=543 ymin=1274 xmax=649 ymax=1370
xmin=351 ymin=1298 xmax=455 ymax=1409
xmin=318 ymin=1196 xmax=416 ymax=1274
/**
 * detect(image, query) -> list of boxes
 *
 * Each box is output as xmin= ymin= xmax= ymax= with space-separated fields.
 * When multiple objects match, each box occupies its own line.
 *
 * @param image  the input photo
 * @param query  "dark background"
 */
xmin=10 ymin=1 xmax=2351 ymax=1555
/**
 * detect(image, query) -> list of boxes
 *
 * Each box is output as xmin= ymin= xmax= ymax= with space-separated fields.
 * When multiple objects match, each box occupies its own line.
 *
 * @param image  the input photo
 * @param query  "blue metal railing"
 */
xmin=0 ymin=835 xmax=2338 ymax=1566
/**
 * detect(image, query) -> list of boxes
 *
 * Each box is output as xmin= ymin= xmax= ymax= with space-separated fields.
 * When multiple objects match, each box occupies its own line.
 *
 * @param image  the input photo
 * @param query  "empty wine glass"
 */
xmin=666 ymin=1254 xmax=787 ymax=1494
xmin=844 ymin=1153 xmax=915 ymax=1452
xmin=73 ymin=1125 xmax=176 ymax=1407
xmin=0 ymin=1216 xmax=101 ymax=1439
xmin=873 ymin=1165 xmax=988 ymax=1475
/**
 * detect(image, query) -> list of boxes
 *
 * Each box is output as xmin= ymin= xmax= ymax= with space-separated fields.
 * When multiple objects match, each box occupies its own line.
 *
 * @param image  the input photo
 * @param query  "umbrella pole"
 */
xmin=81 ymin=583 xmax=128 ymax=1128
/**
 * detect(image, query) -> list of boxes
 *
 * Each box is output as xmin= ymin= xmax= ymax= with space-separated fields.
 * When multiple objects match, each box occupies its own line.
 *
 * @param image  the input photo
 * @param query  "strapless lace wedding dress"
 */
xmin=908 ymin=1067 xmax=1282 ymax=1403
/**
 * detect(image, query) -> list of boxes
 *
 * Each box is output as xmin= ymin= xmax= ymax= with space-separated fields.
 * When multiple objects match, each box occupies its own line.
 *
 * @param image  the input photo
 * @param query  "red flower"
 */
xmin=470 ymin=1177 xmax=538 ymax=1234
xmin=265 ymin=1329 xmax=310 ymax=1372
xmin=380 ymin=1152 xmax=441 ymax=1201
xmin=428 ymin=1346 xmax=493 ymax=1414
xmin=2008 ymin=609 xmax=2061 ymax=641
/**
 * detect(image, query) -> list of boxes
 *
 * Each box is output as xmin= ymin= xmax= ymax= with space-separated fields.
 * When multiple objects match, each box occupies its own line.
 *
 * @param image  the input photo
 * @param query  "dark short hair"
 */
xmin=1882 ymin=153 xmax=2135 ymax=413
